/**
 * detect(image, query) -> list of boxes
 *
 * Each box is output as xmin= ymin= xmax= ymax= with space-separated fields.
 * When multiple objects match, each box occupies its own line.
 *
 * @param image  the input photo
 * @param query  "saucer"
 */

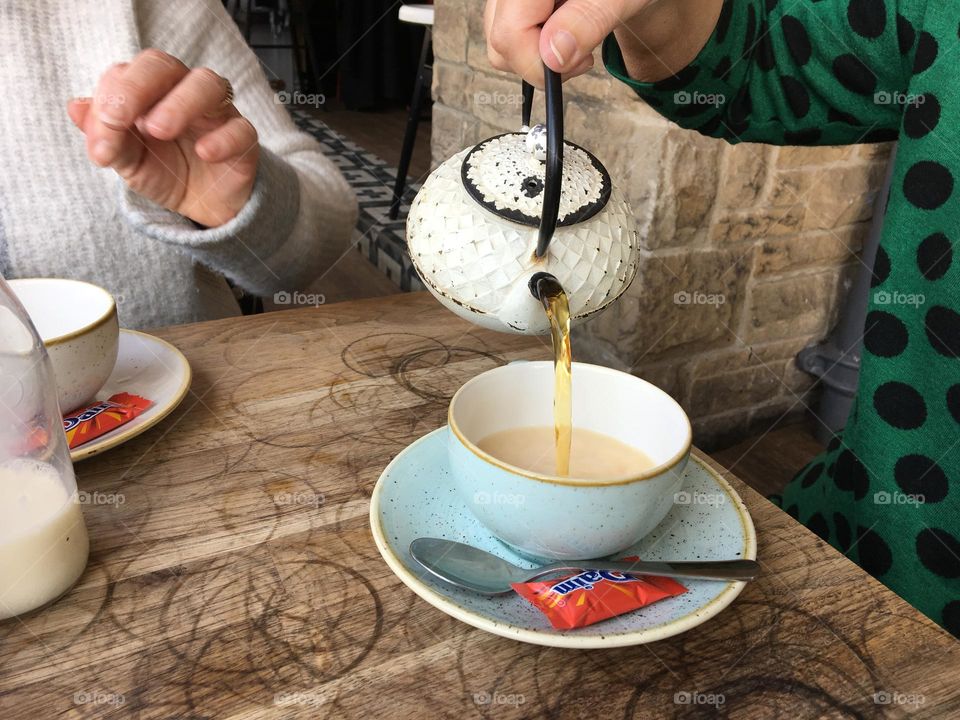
xmin=70 ymin=330 xmax=192 ymax=462
xmin=370 ymin=427 xmax=756 ymax=649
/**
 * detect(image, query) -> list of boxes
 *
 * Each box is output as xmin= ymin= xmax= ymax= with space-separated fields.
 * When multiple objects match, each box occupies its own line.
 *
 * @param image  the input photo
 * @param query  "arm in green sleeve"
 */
xmin=604 ymin=0 xmax=918 ymax=146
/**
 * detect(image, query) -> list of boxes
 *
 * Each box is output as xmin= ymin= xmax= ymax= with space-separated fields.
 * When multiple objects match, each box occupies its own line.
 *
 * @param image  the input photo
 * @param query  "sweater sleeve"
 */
xmin=122 ymin=0 xmax=358 ymax=296
xmin=604 ymin=0 xmax=917 ymax=146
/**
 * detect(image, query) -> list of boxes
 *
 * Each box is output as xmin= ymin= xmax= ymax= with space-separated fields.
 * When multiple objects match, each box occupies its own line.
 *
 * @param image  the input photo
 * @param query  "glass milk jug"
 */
xmin=0 ymin=276 xmax=89 ymax=619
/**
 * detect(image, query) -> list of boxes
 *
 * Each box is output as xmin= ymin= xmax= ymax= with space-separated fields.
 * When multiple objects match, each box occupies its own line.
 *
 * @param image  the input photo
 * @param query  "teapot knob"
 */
xmin=525 ymin=124 xmax=548 ymax=162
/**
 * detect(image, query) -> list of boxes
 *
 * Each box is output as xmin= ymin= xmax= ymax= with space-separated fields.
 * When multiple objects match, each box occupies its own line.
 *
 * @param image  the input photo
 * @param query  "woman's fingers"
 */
xmin=144 ymin=68 xmax=233 ymax=140
xmin=97 ymin=49 xmax=189 ymax=129
xmin=485 ymin=0 xmax=648 ymax=82
xmin=488 ymin=0 xmax=555 ymax=86
xmin=194 ymin=116 xmax=259 ymax=164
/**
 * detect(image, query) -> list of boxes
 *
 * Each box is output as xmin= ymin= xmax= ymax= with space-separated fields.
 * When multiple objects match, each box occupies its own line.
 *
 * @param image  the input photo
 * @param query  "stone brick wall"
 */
xmin=430 ymin=0 xmax=892 ymax=447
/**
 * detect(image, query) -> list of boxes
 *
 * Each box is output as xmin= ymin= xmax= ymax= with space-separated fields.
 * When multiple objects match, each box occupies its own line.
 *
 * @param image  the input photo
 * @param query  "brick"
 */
xmin=690 ymin=364 xmax=785 ymax=417
xmin=716 ymin=143 xmax=772 ymax=209
xmin=710 ymin=206 xmax=805 ymax=245
xmin=753 ymin=223 xmax=869 ymax=275
xmin=777 ymin=145 xmax=855 ymax=168
xmin=432 ymin=0 xmax=468 ymax=63
xmin=743 ymin=269 xmax=845 ymax=343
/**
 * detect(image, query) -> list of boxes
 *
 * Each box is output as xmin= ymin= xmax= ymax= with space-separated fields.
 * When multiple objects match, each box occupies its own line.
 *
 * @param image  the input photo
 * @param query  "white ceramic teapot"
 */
xmin=406 ymin=68 xmax=641 ymax=334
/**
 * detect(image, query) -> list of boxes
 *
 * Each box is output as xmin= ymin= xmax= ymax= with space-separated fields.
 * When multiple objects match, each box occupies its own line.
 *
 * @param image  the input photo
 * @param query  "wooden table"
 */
xmin=1 ymin=293 xmax=957 ymax=719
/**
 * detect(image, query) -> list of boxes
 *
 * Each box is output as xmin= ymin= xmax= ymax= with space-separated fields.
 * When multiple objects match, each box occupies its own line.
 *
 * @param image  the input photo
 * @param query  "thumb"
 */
xmin=540 ymin=0 xmax=636 ymax=73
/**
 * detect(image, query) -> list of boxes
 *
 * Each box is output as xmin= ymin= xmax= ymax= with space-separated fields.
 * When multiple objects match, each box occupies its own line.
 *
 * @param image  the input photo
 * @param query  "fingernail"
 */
xmin=98 ymin=108 xmax=126 ymax=129
xmin=92 ymin=140 xmax=116 ymax=164
xmin=549 ymin=30 xmax=577 ymax=68
xmin=146 ymin=109 xmax=173 ymax=136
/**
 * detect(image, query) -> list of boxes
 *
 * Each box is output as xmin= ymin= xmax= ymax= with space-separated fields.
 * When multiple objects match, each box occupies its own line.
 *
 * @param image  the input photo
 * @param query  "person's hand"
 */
xmin=68 ymin=49 xmax=259 ymax=228
xmin=484 ymin=0 xmax=654 ymax=86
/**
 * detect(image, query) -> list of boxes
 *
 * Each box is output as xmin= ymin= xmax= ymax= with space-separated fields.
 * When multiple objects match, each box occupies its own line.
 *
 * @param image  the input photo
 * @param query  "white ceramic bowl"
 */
xmin=9 ymin=279 xmax=119 ymax=413
xmin=448 ymin=361 xmax=692 ymax=560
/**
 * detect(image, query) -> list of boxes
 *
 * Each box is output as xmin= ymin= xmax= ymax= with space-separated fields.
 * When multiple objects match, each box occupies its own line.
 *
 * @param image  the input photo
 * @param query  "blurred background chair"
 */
xmin=389 ymin=4 xmax=433 ymax=219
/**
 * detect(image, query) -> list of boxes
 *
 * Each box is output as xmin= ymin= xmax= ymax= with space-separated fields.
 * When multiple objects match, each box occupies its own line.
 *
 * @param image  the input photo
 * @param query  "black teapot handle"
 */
xmin=521 ymin=66 xmax=563 ymax=258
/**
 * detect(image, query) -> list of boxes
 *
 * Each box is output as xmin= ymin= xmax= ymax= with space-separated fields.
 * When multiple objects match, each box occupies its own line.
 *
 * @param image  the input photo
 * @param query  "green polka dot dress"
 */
xmin=604 ymin=0 xmax=959 ymax=636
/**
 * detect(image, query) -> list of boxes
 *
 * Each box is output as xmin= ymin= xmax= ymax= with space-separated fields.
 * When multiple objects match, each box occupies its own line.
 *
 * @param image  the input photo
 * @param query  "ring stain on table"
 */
xmin=0 ymin=294 xmax=956 ymax=719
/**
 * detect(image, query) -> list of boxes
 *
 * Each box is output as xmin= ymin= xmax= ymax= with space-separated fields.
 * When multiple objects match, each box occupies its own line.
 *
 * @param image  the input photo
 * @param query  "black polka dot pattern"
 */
xmin=943 ymin=601 xmax=960 ymax=637
xmin=834 ymin=513 xmax=852 ymax=551
xmin=948 ymin=385 xmax=960 ymax=425
xmin=873 ymin=381 xmax=927 ymax=429
xmin=847 ymin=0 xmax=887 ymax=39
xmin=832 ymin=54 xmax=877 ymax=95
xmin=871 ymin=246 xmax=890 ymax=286
xmin=835 ymin=449 xmax=870 ymax=499
xmin=917 ymin=233 xmax=952 ymax=280
xmin=807 ymin=512 xmax=830 ymax=541
xmin=903 ymin=94 xmax=941 ymax=138
xmin=913 ymin=31 xmax=938 ymax=73
xmin=903 ymin=161 xmax=954 ymax=210
xmin=895 ymin=455 xmax=949 ymax=503
xmin=801 ymin=463 xmax=824 ymax=488
xmin=917 ymin=529 xmax=960 ymax=578
xmin=757 ymin=20 xmax=776 ymax=71
xmin=781 ymin=15 xmax=811 ymax=65
xmin=864 ymin=311 xmax=908 ymax=357
xmin=617 ymin=0 xmax=960 ymax=639
xmin=896 ymin=13 xmax=916 ymax=53
xmin=857 ymin=526 xmax=893 ymax=577
xmin=925 ymin=306 xmax=960 ymax=358
xmin=780 ymin=76 xmax=810 ymax=118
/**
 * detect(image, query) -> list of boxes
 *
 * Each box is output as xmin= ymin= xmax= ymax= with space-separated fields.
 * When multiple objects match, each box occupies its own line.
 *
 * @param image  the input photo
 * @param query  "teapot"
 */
xmin=406 ymin=67 xmax=641 ymax=334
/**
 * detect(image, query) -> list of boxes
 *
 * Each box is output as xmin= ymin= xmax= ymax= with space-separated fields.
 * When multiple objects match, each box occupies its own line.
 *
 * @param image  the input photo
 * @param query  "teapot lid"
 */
xmin=460 ymin=131 xmax=612 ymax=228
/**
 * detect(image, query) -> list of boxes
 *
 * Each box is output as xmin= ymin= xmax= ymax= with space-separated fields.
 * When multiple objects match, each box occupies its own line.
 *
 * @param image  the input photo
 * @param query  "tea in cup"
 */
xmin=448 ymin=361 xmax=692 ymax=560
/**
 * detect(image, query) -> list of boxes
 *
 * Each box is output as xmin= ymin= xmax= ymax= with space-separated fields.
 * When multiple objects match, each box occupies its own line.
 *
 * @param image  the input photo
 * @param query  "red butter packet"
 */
xmin=511 ymin=557 xmax=687 ymax=630
xmin=63 ymin=393 xmax=152 ymax=449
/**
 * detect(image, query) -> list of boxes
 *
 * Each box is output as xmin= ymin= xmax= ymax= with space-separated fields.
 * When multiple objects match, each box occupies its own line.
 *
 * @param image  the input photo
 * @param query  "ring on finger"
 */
xmin=205 ymin=76 xmax=235 ymax=117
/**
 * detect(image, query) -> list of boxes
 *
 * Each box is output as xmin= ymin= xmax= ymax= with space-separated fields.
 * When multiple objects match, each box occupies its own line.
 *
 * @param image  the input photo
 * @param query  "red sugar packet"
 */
xmin=63 ymin=392 xmax=152 ymax=449
xmin=511 ymin=557 xmax=687 ymax=630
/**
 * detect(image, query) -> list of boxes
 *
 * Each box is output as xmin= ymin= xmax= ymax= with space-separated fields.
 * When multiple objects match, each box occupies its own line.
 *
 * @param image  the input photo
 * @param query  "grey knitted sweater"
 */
xmin=0 ymin=0 xmax=358 ymax=329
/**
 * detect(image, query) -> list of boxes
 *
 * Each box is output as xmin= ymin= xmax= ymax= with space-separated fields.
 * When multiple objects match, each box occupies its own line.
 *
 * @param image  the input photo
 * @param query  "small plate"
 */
xmin=370 ymin=427 xmax=756 ymax=649
xmin=70 ymin=329 xmax=192 ymax=462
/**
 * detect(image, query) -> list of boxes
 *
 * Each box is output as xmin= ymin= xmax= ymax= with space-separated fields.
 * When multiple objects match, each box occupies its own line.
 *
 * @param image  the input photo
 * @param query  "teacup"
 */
xmin=448 ymin=361 xmax=692 ymax=560
xmin=9 ymin=278 xmax=119 ymax=414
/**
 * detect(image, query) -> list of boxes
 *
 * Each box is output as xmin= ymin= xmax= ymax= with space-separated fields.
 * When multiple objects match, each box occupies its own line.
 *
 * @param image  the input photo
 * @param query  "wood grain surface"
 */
xmin=1 ymin=292 xmax=957 ymax=719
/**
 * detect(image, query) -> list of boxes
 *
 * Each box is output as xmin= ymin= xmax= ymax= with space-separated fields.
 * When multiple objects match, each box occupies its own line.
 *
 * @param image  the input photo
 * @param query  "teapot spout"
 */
xmin=528 ymin=272 xmax=564 ymax=305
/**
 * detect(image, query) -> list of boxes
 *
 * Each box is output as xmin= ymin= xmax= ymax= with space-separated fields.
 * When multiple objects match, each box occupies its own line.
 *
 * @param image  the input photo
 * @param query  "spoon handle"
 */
xmin=528 ymin=559 xmax=759 ymax=583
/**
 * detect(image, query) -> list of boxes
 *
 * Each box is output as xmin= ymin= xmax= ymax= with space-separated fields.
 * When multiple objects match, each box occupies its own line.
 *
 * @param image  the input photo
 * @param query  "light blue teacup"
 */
xmin=448 ymin=361 xmax=692 ymax=561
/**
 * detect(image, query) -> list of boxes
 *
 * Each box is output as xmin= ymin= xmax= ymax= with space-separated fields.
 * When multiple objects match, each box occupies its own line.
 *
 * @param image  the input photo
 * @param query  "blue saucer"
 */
xmin=370 ymin=427 xmax=756 ymax=648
